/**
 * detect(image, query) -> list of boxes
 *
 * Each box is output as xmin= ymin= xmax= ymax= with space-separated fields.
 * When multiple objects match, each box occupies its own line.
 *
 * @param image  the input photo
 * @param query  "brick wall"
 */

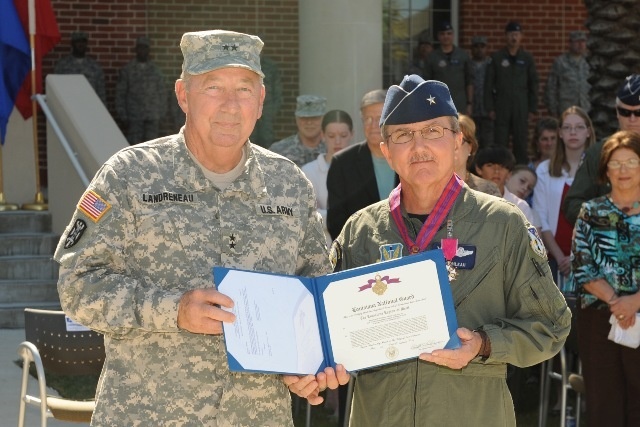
xmin=43 ymin=0 xmax=300 ymax=140
xmin=459 ymin=0 xmax=588 ymax=116
xmin=36 ymin=0 xmax=587 ymax=185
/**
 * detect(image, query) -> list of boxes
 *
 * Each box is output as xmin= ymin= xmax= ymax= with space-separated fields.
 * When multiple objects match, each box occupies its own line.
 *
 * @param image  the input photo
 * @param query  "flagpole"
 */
xmin=0 ymin=146 xmax=19 ymax=211
xmin=22 ymin=0 xmax=47 ymax=211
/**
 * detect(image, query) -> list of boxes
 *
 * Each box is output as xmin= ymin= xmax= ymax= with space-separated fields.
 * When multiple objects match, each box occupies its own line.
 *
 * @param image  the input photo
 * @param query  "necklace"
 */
xmin=610 ymin=196 xmax=640 ymax=213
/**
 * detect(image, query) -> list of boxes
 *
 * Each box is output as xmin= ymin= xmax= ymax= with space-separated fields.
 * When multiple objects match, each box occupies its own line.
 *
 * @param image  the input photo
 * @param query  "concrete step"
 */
xmin=0 ymin=233 xmax=59 ymax=256
xmin=0 ymin=279 xmax=59 ymax=304
xmin=0 ymin=256 xmax=59 ymax=280
xmin=0 ymin=211 xmax=52 ymax=234
xmin=0 ymin=302 xmax=62 ymax=329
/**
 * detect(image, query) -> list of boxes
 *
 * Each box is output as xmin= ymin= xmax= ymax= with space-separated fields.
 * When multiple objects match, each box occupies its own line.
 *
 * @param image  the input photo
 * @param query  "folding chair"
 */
xmin=17 ymin=308 xmax=105 ymax=427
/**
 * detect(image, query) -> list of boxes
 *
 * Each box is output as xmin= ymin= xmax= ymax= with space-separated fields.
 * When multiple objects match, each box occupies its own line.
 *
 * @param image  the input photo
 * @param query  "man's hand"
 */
xmin=419 ymin=327 xmax=484 ymax=369
xmin=177 ymin=288 xmax=235 ymax=335
xmin=283 ymin=365 xmax=350 ymax=405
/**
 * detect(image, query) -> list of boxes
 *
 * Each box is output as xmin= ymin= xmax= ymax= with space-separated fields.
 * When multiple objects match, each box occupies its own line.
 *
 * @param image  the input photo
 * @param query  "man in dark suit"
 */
xmin=327 ymin=89 xmax=397 ymax=240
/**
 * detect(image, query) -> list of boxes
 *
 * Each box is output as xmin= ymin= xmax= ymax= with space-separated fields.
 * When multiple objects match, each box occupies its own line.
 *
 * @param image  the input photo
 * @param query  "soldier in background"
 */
xmin=470 ymin=35 xmax=494 ymax=148
xmin=250 ymin=56 xmax=282 ymax=147
xmin=407 ymin=29 xmax=433 ymax=77
xmin=54 ymin=31 xmax=106 ymax=105
xmin=423 ymin=22 xmax=473 ymax=114
xmin=115 ymin=36 xmax=167 ymax=145
xmin=485 ymin=21 xmax=539 ymax=164
xmin=545 ymin=31 xmax=590 ymax=118
xmin=269 ymin=94 xmax=327 ymax=167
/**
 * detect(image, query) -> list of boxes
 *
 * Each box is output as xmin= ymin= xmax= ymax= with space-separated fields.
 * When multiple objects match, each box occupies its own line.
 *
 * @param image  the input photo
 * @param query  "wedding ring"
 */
xmin=618 ymin=315 xmax=625 ymax=320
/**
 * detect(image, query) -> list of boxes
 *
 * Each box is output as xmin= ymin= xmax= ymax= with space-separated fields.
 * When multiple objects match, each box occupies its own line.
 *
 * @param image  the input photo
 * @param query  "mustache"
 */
xmin=409 ymin=153 xmax=435 ymax=163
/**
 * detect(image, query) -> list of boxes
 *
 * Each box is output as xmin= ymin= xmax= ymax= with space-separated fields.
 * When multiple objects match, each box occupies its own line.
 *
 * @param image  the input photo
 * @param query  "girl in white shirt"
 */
xmin=301 ymin=110 xmax=353 ymax=243
xmin=533 ymin=106 xmax=595 ymax=279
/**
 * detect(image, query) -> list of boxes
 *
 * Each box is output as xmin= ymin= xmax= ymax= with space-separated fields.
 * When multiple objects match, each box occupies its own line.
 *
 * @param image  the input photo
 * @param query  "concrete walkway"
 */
xmin=0 ymin=328 xmax=89 ymax=426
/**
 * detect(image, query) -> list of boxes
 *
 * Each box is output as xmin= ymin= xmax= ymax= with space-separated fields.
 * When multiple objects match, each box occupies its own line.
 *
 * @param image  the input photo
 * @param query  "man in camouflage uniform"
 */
xmin=250 ymin=55 xmax=282 ymax=147
xmin=545 ymin=31 xmax=590 ymax=117
xmin=471 ymin=35 xmax=494 ymax=147
xmin=485 ymin=21 xmax=539 ymax=164
xmin=54 ymin=30 xmax=342 ymax=426
xmin=115 ymin=36 xmax=167 ymax=145
xmin=53 ymin=31 xmax=106 ymax=105
xmin=269 ymin=94 xmax=327 ymax=167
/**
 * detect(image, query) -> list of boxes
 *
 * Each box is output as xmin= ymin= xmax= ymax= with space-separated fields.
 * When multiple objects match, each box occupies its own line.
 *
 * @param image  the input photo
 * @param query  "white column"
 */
xmin=299 ymin=0 xmax=383 ymax=142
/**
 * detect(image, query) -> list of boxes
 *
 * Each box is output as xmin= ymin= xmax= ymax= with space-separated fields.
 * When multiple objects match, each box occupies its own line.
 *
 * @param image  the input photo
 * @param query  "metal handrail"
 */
xmin=34 ymin=94 xmax=90 ymax=187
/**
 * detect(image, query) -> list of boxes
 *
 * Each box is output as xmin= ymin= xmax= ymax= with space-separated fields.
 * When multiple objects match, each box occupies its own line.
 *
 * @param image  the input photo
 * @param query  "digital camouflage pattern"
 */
xmin=115 ymin=59 xmax=167 ymax=144
xmin=545 ymin=52 xmax=591 ymax=117
xmin=269 ymin=133 xmax=326 ymax=167
xmin=54 ymin=129 xmax=331 ymax=426
xmin=53 ymin=55 xmax=106 ymax=104
xmin=180 ymin=30 xmax=264 ymax=78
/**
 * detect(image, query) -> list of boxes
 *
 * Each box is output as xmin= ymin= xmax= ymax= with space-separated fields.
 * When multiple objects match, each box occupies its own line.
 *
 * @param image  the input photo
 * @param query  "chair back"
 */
xmin=24 ymin=308 xmax=105 ymax=376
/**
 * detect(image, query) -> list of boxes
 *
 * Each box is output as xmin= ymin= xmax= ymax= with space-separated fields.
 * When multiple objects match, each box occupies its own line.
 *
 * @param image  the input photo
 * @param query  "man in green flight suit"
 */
xmin=485 ymin=21 xmax=539 ymax=164
xmin=286 ymin=75 xmax=570 ymax=426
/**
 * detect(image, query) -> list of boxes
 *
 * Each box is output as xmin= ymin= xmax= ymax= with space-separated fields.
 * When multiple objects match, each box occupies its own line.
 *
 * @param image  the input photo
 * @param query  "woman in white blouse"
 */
xmin=533 ymin=106 xmax=595 ymax=281
xmin=301 ymin=110 xmax=353 ymax=243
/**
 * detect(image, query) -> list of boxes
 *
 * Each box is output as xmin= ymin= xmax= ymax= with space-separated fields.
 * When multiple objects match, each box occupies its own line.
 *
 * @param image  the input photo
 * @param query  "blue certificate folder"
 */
xmin=213 ymin=249 xmax=460 ymax=376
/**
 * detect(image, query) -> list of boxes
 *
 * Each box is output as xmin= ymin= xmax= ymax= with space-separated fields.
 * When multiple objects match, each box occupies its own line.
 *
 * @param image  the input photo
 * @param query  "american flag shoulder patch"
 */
xmin=78 ymin=190 xmax=111 ymax=222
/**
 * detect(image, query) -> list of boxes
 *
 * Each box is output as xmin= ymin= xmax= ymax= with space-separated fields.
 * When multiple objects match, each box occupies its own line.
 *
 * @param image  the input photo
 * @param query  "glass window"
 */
xmin=382 ymin=0 xmax=456 ymax=87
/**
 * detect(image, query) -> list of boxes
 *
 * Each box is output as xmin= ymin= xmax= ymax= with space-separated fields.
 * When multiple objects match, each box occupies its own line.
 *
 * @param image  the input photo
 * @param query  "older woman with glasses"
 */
xmin=570 ymin=130 xmax=640 ymax=426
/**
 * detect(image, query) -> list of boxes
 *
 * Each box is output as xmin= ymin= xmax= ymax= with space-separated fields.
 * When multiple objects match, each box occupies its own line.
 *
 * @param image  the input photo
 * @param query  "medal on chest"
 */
xmin=441 ymin=219 xmax=459 ymax=282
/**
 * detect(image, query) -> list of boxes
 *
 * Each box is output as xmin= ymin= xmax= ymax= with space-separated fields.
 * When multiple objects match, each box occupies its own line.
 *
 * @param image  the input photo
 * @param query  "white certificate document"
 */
xmin=322 ymin=259 xmax=451 ymax=372
xmin=218 ymin=270 xmax=324 ymax=375
xmin=214 ymin=249 xmax=459 ymax=375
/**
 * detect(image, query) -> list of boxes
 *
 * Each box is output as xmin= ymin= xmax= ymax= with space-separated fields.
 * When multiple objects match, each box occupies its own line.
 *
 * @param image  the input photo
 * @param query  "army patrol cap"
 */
xmin=505 ymin=21 xmax=522 ymax=32
xmin=569 ymin=31 xmax=587 ymax=41
xmin=617 ymin=74 xmax=640 ymax=106
xmin=380 ymin=74 xmax=457 ymax=127
xmin=295 ymin=95 xmax=327 ymax=117
xmin=471 ymin=36 xmax=487 ymax=46
xmin=136 ymin=36 xmax=150 ymax=46
xmin=71 ymin=31 xmax=88 ymax=42
xmin=180 ymin=30 xmax=264 ymax=78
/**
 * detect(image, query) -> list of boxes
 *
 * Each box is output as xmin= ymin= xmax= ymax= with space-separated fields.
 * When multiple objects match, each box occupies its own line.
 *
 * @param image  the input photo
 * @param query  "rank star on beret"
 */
xmin=380 ymin=75 xmax=458 ymax=127
xmin=617 ymin=74 xmax=640 ymax=106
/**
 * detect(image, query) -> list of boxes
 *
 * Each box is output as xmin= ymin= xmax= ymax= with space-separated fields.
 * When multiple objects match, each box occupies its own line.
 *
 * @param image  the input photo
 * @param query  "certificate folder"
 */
xmin=214 ymin=249 xmax=460 ymax=375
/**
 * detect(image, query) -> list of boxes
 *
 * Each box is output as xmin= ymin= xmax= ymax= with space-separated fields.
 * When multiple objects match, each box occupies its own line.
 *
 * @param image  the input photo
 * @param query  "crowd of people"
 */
xmin=51 ymin=23 xmax=640 ymax=427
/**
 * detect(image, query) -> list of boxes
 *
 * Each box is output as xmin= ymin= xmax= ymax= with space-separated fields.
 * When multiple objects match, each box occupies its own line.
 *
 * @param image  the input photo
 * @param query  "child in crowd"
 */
xmin=475 ymin=146 xmax=541 ymax=229
xmin=505 ymin=164 xmax=537 ymax=206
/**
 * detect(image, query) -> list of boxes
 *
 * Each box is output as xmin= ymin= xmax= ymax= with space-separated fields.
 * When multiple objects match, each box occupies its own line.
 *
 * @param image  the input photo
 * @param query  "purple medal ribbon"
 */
xmin=389 ymin=174 xmax=463 ymax=255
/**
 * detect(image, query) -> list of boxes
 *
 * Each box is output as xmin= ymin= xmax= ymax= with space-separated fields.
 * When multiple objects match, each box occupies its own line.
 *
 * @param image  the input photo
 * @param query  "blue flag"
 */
xmin=0 ymin=0 xmax=31 ymax=145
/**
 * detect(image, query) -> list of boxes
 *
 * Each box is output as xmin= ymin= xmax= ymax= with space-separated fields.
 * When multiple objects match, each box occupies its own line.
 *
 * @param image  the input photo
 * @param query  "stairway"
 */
xmin=0 ymin=211 xmax=61 ymax=328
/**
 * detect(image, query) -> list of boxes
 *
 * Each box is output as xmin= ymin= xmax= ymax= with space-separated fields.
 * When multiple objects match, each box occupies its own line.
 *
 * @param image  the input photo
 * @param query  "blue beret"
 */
xmin=380 ymin=75 xmax=458 ymax=127
xmin=617 ymin=74 xmax=640 ymax=106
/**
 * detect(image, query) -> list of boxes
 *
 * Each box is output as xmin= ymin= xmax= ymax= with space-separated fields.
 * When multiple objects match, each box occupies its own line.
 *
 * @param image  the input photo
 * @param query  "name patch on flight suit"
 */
xmin=431 ymin=243 xmax=477 ymax=269
xmin=256 ymin=204 xmax=297 ymax=216
xmin=141 ymin=192 xmax=196 ymax=203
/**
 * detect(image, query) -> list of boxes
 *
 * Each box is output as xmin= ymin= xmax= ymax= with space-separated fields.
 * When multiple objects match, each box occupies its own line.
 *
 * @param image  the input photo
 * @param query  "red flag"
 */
xmin=13 ymin=0 xmax=61 ymax=119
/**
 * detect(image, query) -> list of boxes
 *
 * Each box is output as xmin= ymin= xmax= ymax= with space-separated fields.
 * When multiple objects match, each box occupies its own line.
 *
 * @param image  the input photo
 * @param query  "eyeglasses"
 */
xmin=560 ymin=125 xmax=588 ymax=133
xmin=388 ymin=125 xmax=456 ymax=144
xmin=607 ymin=158 xmax=640 ymax=170
xmin=616 ymin=106 xmax=640 ymax=118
